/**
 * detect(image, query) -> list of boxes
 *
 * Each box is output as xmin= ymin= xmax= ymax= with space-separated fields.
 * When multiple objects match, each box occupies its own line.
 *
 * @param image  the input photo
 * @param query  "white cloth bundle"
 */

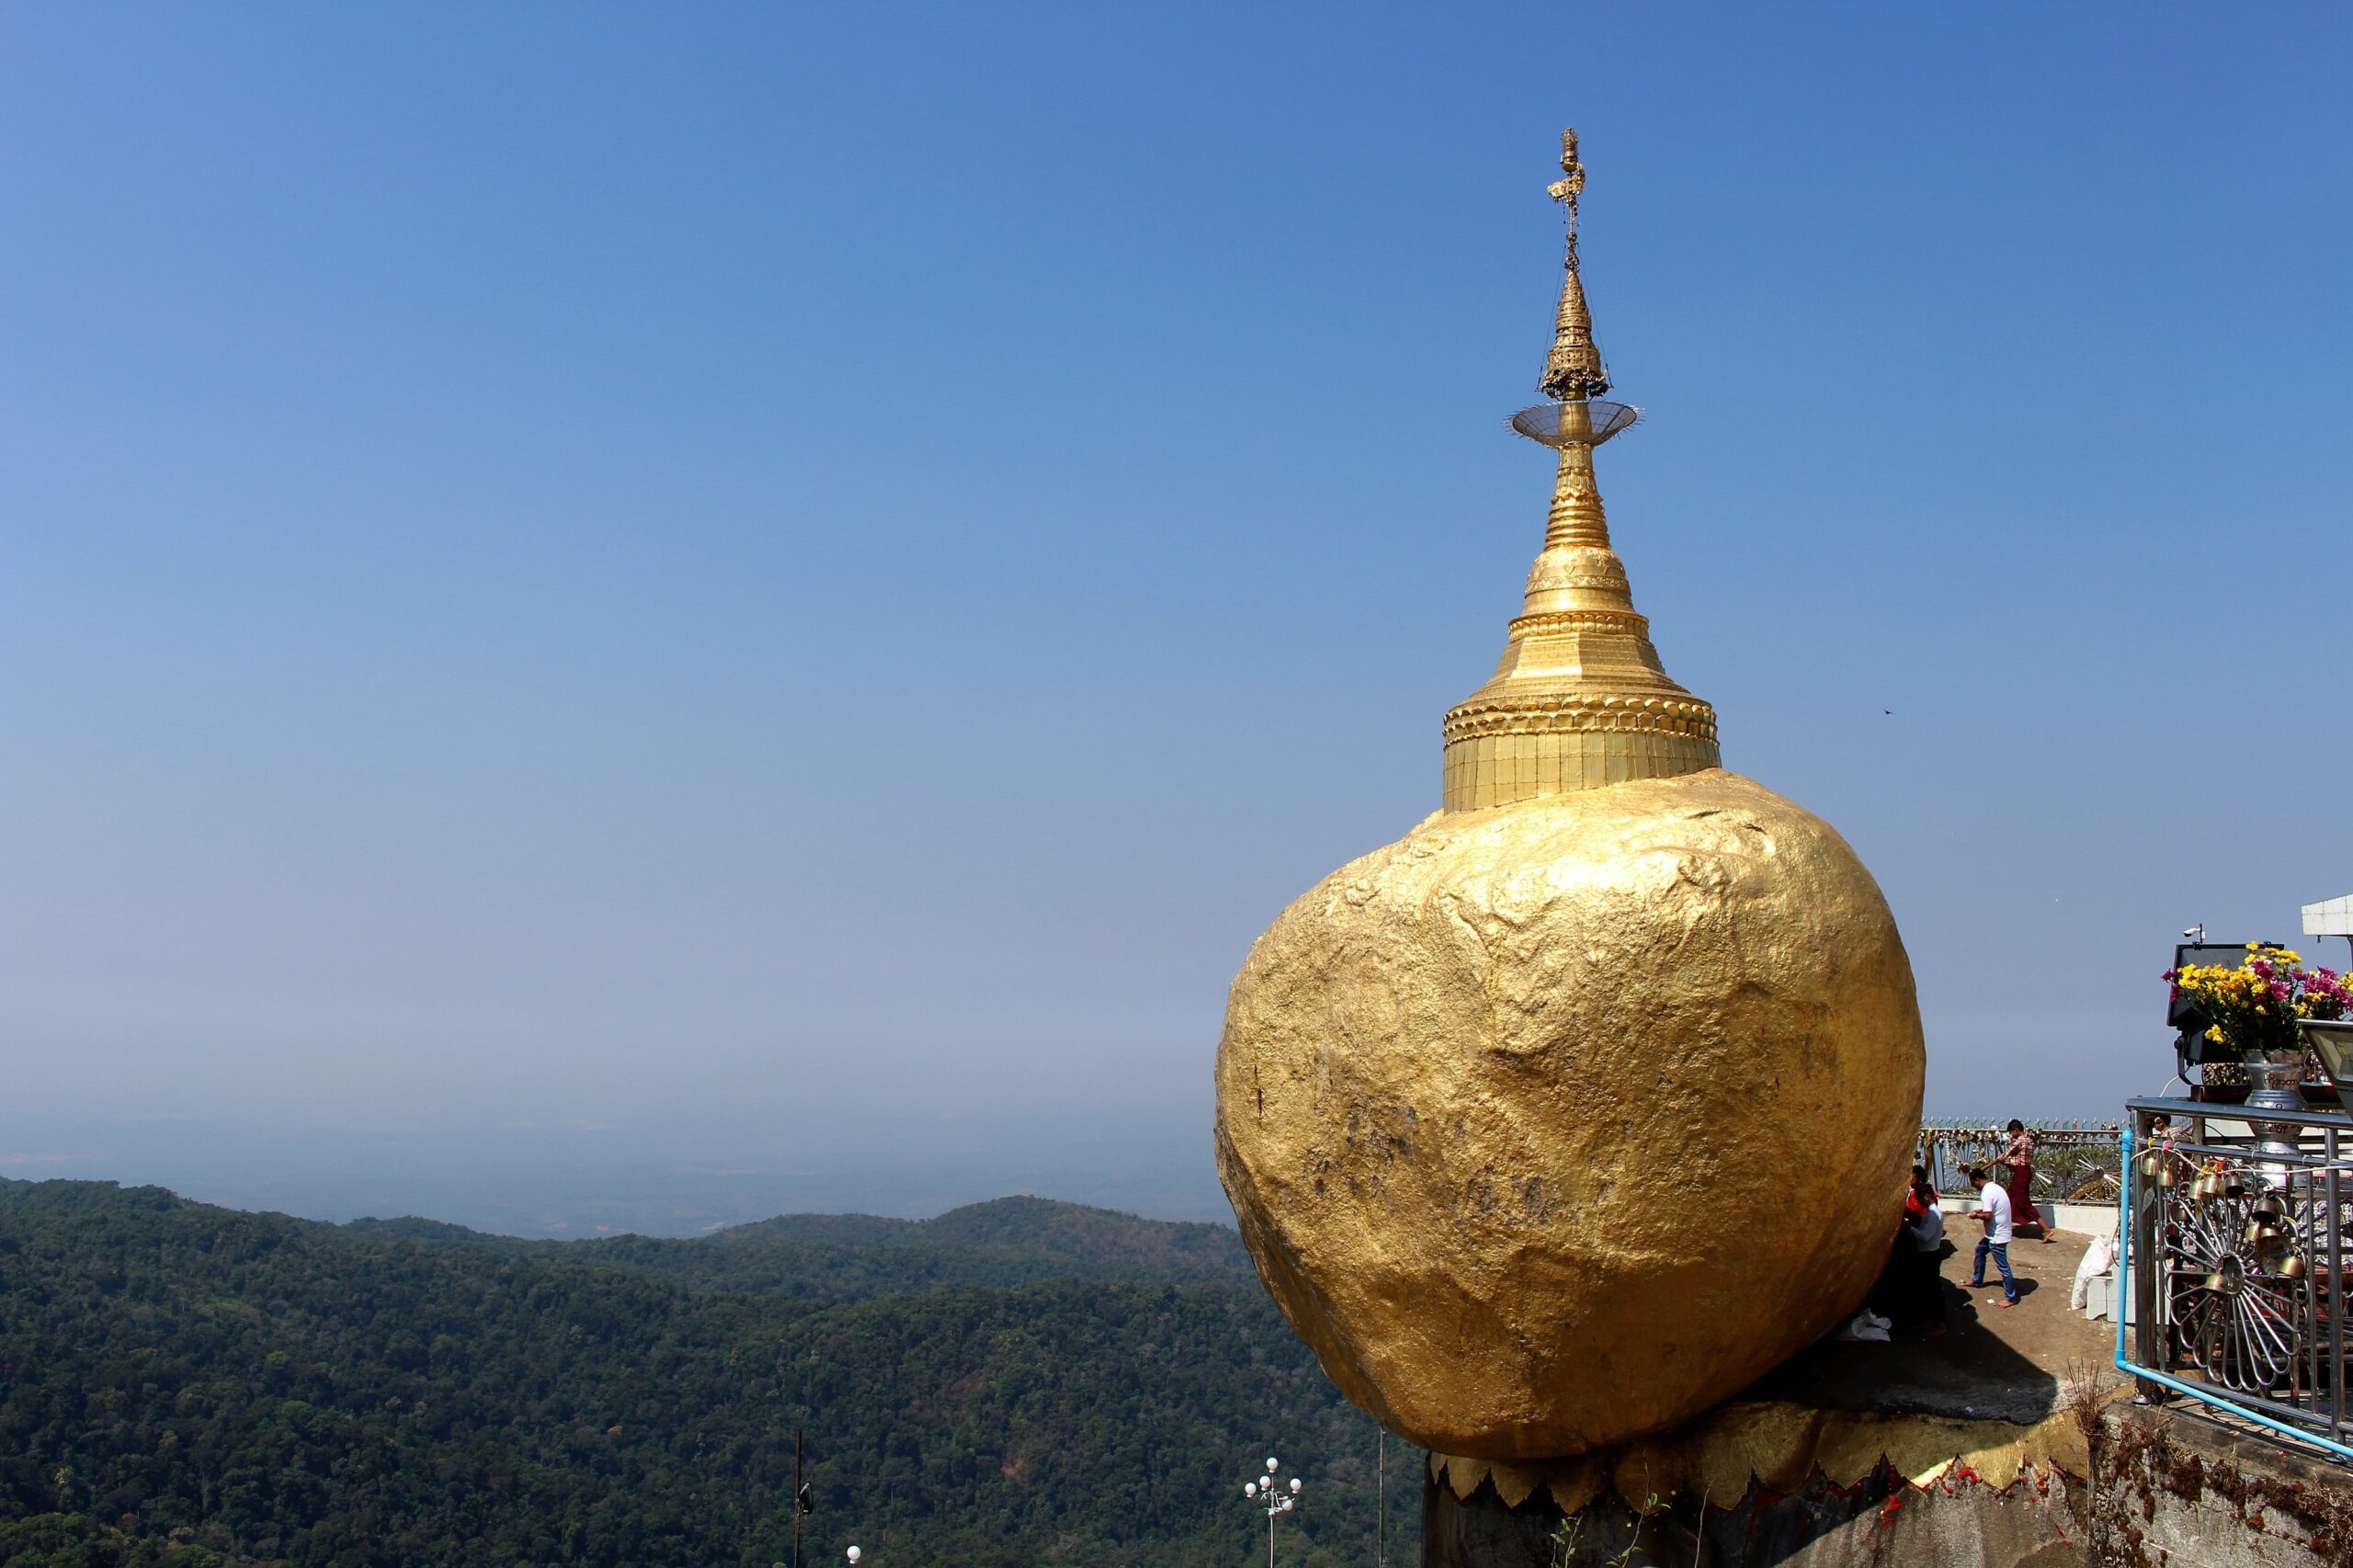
xmin=1832 ymin=1309 xmax=1893 ymax=1343
xmin=2072 ymin=1232 xmax=2117 ymax=1313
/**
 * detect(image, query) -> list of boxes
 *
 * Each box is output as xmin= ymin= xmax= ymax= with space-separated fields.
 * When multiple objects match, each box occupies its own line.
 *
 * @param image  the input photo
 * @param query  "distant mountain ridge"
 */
xmin=342 ymin=1192 xmax=1258 ymax=1300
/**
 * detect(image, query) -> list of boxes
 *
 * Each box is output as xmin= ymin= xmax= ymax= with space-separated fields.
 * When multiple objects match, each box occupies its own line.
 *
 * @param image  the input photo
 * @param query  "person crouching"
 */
xmin=1902 ymin=1164 xmax=1948 ymax=1335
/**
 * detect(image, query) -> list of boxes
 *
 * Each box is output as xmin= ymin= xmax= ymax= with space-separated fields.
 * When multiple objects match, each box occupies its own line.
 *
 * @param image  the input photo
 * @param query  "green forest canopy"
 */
xmin=0 ymin=1180 xmax=1417 ymax=1567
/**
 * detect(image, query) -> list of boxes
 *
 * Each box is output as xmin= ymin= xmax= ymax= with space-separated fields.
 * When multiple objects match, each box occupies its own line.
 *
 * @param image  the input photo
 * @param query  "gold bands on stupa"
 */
xmin=1441 ymin=130 xmax=1719 ymax=812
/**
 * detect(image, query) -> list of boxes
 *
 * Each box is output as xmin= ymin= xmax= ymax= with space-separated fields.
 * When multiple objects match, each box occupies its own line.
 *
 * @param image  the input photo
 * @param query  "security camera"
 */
xmin=2183 ymin=924 xmax=2206 ymax=942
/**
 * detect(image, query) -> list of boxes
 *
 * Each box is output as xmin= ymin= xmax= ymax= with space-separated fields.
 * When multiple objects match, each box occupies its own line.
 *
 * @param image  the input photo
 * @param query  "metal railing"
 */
xmin=1920 ymin=1119 xmax=2121 ymax=1206
xmin=2119 ymin=1096 xmax=2353 ymax=1463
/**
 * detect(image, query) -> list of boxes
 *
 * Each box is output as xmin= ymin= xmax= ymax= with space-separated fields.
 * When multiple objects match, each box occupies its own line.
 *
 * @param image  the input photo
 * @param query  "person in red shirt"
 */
xmin=1900 ymin=1164 xmax=1948 ymax=1334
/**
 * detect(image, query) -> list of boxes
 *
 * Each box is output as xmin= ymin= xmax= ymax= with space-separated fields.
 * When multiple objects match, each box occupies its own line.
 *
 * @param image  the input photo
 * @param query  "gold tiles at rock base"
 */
xmin=1424 ymin=1393 xmax=2112 ymax=1516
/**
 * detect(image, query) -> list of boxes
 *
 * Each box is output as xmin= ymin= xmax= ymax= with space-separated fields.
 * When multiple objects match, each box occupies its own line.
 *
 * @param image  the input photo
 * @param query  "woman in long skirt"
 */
xmin=2001 ymin=1119 xmax=2053 ymax=1242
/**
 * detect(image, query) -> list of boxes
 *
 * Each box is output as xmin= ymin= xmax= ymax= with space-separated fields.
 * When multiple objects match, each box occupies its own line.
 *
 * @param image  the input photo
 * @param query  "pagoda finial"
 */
xmin=1539 ymin=128 xmax=1610 ymax=401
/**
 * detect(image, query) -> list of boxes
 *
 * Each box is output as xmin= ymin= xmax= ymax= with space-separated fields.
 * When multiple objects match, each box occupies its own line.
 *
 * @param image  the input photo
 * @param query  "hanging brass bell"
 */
xmin=2281 ymin=1254 xmax=2309 ymax=1281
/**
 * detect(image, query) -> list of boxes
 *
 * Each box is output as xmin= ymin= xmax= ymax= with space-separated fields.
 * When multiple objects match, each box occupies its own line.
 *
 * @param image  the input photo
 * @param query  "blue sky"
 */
xmin=4 ymin=5 xmax=2349 ymax=1228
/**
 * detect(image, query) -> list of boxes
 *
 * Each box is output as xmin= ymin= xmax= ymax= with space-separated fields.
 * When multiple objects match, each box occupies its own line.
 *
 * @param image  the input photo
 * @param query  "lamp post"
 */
xmin=1241 ymin=1455 xmax=1301 ymax=1568
xmin=791 ymin=1429 xmax=813 ymax=1568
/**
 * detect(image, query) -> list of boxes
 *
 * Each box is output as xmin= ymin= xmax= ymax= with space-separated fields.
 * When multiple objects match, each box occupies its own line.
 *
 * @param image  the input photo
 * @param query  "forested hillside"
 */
xmin=0 ymin=1180 xmax=1414 ymax=1567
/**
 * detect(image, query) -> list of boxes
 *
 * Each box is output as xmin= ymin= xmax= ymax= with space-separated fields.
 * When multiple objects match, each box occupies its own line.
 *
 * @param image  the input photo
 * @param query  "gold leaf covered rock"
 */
xmin=1214 ymin=773 xmax=1923 ymax=1458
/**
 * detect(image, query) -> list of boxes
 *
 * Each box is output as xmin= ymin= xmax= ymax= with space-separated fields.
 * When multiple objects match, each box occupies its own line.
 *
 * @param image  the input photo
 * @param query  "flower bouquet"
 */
xmin=2164 ymin=944 xmax=2353 ymax=1093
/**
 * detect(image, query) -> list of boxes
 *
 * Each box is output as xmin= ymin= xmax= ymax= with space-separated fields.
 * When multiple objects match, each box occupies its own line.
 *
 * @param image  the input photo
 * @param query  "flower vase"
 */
xmin=2239 ymin=1050 xmax=2307 ymax=1165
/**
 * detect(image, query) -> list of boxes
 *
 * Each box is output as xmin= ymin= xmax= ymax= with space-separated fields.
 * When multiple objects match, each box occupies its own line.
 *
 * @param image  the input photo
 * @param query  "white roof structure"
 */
xmin=2302 ymin=894 xmax=2353 ymax=937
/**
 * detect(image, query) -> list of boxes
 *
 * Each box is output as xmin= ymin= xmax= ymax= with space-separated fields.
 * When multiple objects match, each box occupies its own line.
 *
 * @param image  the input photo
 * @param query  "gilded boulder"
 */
xmin=1213 ymin=768 xmax=1924 ymax=1460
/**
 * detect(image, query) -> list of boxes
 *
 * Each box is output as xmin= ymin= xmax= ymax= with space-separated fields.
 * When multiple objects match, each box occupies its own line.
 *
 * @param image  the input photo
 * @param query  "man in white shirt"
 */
xmin=1965 ymin=1164 xmax=2018 ymax=1308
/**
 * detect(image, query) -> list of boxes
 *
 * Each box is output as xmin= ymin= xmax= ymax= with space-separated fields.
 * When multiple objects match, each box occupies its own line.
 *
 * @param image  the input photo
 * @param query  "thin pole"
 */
xmin=1267 ymin=1506 xmax=1275 ymax=1568
xmin=2331 ymin=1125 xmax=2344 ymax=1443
xmin=794 ymin=1429 xmax=803 ymax=1568
xmin=1377 ymin=1427 xmax=1385 ymax=1568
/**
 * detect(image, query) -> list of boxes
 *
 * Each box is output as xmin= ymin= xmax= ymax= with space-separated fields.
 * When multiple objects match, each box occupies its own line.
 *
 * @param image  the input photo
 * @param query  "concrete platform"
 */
xmin=1741 ymin=1225 xmax=2112 ymax=1426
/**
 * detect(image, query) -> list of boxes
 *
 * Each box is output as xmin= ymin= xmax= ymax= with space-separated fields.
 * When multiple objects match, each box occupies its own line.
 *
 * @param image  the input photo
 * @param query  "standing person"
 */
xmin=1902 ymin=1165 xmax=1948 ymax=1335
xmin=2000 ymin=1119 xmax=2053 ymax=1243
xmin=1966 ymin=1164 xmax=2018 ymax=1309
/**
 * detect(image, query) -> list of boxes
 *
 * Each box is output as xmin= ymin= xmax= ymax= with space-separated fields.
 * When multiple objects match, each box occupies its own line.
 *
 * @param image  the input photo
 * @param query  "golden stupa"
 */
xmin=1214 ymin=131 xmax=1925 ymax=1461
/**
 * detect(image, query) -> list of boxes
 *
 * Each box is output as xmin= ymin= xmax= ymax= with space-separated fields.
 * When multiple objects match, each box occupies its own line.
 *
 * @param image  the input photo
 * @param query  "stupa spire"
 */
xmin=1539 ymin=129 xmax=1610 ymax=403
xmin=1439 ymin=129 xmax=1721 ymax=812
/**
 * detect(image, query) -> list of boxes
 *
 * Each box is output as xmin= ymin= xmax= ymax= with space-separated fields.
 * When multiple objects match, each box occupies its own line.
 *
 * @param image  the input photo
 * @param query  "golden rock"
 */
xmin=1214 ymin=773 xmax=1922 ymax=1458
xmin=1212 ymin=131 xmax=1924 ymax=1460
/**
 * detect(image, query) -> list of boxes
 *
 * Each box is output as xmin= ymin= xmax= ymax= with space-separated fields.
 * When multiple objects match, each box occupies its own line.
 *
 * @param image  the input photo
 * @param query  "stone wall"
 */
xmin=2086 ymin=1403 xmax=2349 ymax=1567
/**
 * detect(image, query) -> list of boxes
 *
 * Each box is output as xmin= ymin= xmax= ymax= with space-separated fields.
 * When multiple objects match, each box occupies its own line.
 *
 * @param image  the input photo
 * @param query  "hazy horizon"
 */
xmin=6 ymin=6 xmax=2350 ymax=1236
xmin=4 ymin=1105 xmax=1234 ymax=1236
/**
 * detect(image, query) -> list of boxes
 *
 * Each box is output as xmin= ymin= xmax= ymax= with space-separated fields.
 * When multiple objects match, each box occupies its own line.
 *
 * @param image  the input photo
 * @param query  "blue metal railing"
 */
xmin=2117 ymin=1096 xmax=2353 ymax=1464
